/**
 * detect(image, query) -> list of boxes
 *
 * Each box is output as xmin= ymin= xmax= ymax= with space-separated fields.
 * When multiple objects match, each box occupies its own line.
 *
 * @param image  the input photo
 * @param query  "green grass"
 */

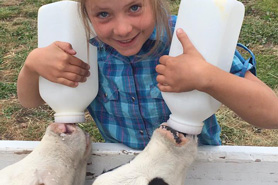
xmin=1 ymin=0 xmax=278 ymax=146
xmin=239 ymin=17 xmax=278 ymax=45
xmin=257 ymin=54 xmax=278 ymax=88
xmin=0 ymin=82 xmax=17 ymax=99
xmin=256 ymin=0 xmax=278 ymax=16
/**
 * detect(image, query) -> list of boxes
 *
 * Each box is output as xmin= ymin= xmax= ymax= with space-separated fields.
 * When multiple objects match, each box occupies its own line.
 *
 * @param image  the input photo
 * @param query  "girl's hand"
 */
xmin=156 ymin=28 xmax=213 ymax=92
xmin=25 ymin=41 xmax=90 ymax=87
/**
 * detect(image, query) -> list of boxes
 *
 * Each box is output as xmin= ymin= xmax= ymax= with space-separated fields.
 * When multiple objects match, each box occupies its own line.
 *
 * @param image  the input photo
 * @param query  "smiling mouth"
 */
xmin=116 ymin=33 xmax=139 ymax=45
xmin=120 ymin=38 xmax=133 ymax=43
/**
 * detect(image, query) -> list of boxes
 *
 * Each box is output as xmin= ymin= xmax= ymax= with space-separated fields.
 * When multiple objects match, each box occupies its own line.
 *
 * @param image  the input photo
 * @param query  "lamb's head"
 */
xmin=0 ymin=123 xmax=91 ymax=185
xmin=41 ymin=123 xmax=91 ymax=163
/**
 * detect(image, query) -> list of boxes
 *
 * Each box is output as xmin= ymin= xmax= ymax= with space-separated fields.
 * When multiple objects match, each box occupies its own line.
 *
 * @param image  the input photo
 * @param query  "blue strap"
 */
xmin=235 ymin=43 xmax=257 ymax=77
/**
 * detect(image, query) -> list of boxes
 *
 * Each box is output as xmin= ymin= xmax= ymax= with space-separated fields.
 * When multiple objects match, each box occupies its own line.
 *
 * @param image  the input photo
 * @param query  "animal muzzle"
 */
xmin=49 ymin=123 xmax=77 ymax=135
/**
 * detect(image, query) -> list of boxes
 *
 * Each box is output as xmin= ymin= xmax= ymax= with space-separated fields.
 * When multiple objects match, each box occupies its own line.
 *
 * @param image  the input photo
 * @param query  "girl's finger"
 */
xmin=60 ymin=72 xmax=88 ymax=83
xmin=63 ymin=65 xmax=90 ymax=77
xmin=157 ymin=83 xmax=174 ymax=92
xmin=68 ymin=55 xmax=90 ymax=70
xmin=155 ymin=64 xmax=166 ymax=74
xmin=56 ymin=77 xmax=79 ymax=88
xmin=159 ymin=55 xmax=171 ymax=65
xmin=156 ymin=74 xmax=167 ymax=84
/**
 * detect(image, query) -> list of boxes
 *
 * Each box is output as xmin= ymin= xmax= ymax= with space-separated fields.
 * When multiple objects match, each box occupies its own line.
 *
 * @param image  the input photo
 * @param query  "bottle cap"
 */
xmin=54 ymin=112 xmax=85 ymax=123
xmin=167 ymin=115 xmax=204 ymax=135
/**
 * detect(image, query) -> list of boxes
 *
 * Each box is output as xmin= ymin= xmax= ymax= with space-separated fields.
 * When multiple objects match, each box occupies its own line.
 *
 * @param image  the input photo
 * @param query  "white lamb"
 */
xmin=0 ymin=123 xmax=91 ymax=185
xmin=92 ymin=124 xmax=198 ymax=185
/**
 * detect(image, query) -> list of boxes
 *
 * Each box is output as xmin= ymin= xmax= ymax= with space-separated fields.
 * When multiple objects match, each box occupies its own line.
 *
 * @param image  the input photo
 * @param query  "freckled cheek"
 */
xmin=93 ymin=25 xmax=111 ymax=41
xmin=89 ymin=18 xmax=109 ymax=38
xmin=139 ymin=16 xmax=155 ymax=33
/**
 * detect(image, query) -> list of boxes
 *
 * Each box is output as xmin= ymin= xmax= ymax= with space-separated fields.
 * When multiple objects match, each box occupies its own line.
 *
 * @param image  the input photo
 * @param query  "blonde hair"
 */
xmin=78 ymin=0 xmax=172 ymax=57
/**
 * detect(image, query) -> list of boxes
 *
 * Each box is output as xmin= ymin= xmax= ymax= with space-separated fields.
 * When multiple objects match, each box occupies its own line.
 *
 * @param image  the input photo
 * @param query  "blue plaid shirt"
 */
xmin=87 ymin=15 xmax=255 ymax=149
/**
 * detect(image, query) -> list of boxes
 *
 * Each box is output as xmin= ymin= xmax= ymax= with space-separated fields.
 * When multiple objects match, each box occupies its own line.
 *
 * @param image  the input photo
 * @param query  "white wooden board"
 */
xmin=1 ymin=141 xmax=278 ymax=185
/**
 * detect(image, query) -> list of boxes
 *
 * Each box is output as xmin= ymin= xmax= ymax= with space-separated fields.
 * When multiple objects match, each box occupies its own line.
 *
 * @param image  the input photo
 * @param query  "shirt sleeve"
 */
xmin=230 ymin=43 xmax=257 ymax=77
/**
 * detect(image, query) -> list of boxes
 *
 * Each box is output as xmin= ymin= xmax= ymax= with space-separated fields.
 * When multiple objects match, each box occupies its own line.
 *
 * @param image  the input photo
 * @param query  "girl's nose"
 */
xmin=113 ymin=18 xmax=132 ymax=37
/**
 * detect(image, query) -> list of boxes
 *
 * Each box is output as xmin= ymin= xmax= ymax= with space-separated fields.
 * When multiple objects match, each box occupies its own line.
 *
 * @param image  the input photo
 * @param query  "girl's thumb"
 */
xmin=176 ymin=28 xmax=194 ymax=54
xmin=54 ymin=41 xmax=77 ymax=55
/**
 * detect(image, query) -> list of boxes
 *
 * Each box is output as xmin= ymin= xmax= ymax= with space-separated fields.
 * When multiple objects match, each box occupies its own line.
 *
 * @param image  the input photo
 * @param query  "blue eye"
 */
xmin=130 ymin=5 xmax=141 ymax=12
xmin=98 ymin=12 xmax=109 ymax=18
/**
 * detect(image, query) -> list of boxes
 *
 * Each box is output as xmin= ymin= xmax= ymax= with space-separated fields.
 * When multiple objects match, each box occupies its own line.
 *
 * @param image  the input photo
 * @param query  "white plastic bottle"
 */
xmin=37 ymin=1 xmax=98 ymax=123
xmin=162 ymin=0 xmax=245 ymax=134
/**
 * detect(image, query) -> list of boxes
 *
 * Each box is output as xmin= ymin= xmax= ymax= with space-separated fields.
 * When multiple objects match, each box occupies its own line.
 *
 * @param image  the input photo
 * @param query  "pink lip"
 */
xmin=114 ymin=33 xmax=139 ymax=47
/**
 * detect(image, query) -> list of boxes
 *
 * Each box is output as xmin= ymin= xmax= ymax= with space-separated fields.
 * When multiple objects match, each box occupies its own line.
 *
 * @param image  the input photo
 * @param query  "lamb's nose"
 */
xmin=64 ymin=123 xmax=76 ymax=134
xmin=50 ymin=123 xmax=76 ymax=134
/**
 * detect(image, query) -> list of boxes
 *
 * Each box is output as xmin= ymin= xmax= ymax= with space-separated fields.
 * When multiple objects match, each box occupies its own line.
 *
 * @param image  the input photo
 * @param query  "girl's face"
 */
xmin=86 ymin=0 xmax=155 ymax=56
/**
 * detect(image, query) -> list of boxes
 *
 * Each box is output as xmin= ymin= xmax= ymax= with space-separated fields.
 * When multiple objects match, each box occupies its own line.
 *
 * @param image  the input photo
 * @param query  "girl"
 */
xmin=17 ymin=0 xmax=278 ymax=150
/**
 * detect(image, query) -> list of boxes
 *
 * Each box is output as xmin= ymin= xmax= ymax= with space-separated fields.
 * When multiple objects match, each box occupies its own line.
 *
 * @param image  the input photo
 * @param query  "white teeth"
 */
xmin=121 ymin=39 xmax=132 ymax=43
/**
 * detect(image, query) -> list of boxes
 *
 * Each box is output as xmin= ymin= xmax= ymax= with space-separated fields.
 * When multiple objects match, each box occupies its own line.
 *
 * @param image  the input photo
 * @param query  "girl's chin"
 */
xmin=116 ymin=48 xmax=141 ymax=57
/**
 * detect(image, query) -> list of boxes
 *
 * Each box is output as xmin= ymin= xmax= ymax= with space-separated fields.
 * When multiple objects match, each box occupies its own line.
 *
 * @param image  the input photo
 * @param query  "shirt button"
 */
xmin=131 ymin=97 xmax=136 ymax=102
xmin=105 ymin=93 xmax=108 ymax=97
xmin=139 ymin=130 xmax=144 ymax=135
